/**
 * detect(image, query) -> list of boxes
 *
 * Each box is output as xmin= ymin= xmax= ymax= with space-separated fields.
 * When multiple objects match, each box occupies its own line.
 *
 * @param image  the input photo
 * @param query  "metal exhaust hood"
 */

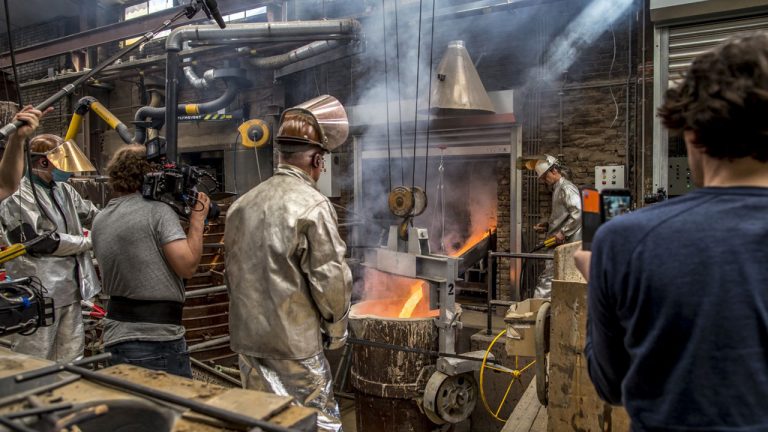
xmin=430 ymin=40 xmax=495 ymax=114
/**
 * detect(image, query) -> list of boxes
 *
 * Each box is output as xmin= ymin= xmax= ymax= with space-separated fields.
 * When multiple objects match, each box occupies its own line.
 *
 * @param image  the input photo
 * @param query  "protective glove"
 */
xmin=7 ymin=223 xmax=60 ymax=256
xmin=26 ymin=232 xmax=60 ymax=256
xmin=322 ymin=328 xmax=348 ymax=351
xmin=321 ymin=310 xmax=349 ymax=351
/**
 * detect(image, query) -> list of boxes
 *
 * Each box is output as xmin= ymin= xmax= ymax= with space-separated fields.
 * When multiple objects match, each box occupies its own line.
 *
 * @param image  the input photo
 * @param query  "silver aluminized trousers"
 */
xmin=10 ymin=302 xmax=84 ymax=362
xmin=239 ymin=353 xmax=342 ymax=432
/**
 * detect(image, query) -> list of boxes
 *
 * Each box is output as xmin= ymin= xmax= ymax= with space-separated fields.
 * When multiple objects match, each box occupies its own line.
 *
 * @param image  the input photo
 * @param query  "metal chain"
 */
xmin=347 ymin=337 xmax=502 ymax=366
xmin=438 ymin=149 xmax=446 ymax=252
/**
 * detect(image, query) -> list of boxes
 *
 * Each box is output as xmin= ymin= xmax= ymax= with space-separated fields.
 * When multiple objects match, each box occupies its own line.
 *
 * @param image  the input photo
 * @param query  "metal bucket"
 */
xmin=349 ymin=300 xmax=460 ymax=432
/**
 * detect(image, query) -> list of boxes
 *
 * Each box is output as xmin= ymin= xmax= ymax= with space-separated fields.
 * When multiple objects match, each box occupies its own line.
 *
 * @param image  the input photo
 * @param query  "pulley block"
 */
xmin=388 ymin=186 xmax=428 ymax=218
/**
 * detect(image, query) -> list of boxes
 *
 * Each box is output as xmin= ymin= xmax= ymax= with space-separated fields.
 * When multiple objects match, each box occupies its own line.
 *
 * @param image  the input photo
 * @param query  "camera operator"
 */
xmin=92 ymin=145 xmax=209 ymax=378
xmin=0 ymin=133 xmax=100 ymax=362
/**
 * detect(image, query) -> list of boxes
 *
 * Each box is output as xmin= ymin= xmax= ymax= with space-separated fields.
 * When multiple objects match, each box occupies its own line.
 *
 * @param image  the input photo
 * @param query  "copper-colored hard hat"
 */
xmin=277 ymin=95 xmax=349 ymax=152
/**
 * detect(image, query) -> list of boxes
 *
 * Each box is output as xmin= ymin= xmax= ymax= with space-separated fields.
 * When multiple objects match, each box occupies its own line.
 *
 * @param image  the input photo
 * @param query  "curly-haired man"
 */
xmin=575 ymin=34 xmax=768 ymax=430
xmin=92 ymin=145 xmax=209 ymax=377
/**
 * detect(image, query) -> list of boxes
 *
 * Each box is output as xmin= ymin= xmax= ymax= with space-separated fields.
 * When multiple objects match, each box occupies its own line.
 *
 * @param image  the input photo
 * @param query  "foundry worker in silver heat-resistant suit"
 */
xmin=225 ymin=95 xmax=352 ymax=432
xmin=533 ymin=155 xmax=582 ymax=298
xmin=0 ymin=134 xmax=100 ymax=361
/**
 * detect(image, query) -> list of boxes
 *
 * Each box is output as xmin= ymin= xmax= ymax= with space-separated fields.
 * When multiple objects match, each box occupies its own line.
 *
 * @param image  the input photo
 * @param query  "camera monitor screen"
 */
xmin=602 ymin=194 xmax=632 ymax=221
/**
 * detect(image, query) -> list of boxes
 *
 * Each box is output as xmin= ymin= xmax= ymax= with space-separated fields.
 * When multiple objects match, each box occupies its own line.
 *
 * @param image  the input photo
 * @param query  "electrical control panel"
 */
xmin=594 ymin=165 xmax=625 ymax=191
xmin=668 ymin=157 xmax=694 ymax=196
xmin=317 ymin=153 xmax=341 ymax=198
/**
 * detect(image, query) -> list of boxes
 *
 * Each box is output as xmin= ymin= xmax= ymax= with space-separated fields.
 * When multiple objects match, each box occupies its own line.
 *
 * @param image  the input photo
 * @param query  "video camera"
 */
xmin=0 ymin=277 xmax=54 ymax=337
xmin=142 ymin=162 xmax=221 ymax=220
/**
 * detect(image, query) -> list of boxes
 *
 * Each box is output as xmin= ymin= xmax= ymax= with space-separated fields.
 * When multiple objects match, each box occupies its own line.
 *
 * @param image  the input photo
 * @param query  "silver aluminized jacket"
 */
xmin=535 ymin=177 xmax=582 ymax=299
xmin=0 ymin=176 xmax=101 ymax=305
xmin=225 ymin=164 xmax=352 ymax=359
xmin=547 ymin=177 xmax=582 ymax=241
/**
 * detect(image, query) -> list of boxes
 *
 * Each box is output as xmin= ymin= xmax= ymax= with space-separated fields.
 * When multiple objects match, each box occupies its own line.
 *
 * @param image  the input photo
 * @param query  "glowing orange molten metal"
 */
xmin=449 ymin=230 xmax=491 ymax=257
xmin=398 ymin=283 xmax=425 ymax=318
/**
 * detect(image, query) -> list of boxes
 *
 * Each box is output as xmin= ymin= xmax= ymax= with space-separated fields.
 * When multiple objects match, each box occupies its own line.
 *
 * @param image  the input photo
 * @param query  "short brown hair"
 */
xmin=107 ymin=145 xmax=151 ymax=193
xmin=29 ymin=134 xmax=63 ymax=153
xmin=658 ymin=33 xmax=768 ymax=162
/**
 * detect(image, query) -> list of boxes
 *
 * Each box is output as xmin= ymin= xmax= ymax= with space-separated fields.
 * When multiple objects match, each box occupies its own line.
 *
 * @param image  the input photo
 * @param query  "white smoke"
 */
xmin=538 ymin=0 xmax=633 ymax=82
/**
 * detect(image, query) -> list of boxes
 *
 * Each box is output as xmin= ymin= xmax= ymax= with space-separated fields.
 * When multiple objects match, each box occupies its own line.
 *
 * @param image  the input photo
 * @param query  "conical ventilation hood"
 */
xmin=430 ymin=40 xmax=495 ymax=114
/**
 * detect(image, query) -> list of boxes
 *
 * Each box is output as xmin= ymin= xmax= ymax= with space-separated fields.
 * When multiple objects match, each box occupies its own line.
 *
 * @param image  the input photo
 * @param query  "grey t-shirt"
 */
xmin=92 ymin=193 xmax=187 ymax=346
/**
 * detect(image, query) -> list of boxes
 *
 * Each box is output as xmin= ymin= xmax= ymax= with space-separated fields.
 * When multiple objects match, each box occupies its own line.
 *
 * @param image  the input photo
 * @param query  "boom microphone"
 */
xmin=201 ymin=0 xmax=226 ymax=29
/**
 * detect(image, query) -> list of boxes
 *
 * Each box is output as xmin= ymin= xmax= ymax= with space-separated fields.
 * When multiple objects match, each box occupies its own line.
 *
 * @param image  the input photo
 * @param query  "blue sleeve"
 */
xmin=585 ymin=222 xmax=631 ymax=405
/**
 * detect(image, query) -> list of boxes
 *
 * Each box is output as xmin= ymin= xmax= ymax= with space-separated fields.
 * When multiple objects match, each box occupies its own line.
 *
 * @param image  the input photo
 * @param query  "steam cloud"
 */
xmin=538 ymin=0 xmax=634 ymax=82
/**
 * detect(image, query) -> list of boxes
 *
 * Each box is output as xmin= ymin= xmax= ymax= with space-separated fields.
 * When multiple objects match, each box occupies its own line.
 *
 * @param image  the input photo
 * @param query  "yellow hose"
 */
xmin=0 ymin=243 xmax=26 ymax=265
xmin=64 ymin=113 xmax=83 ymax=141
xmin=91 ymin=101 xmax=124 ymax=129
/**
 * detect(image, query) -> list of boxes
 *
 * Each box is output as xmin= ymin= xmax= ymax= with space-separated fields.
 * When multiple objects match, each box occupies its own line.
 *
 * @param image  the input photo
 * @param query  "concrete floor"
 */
xmin=340 ymin=398 xmax=356 ymax=431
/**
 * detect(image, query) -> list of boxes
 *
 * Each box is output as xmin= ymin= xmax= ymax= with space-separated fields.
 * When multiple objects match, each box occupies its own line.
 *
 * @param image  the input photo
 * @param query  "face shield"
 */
xmin=33 ymin=139 xmax=96 ymax=173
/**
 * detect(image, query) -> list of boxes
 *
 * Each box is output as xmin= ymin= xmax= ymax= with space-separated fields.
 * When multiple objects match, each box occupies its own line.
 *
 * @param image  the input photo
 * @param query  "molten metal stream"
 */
xmin=398 ymin=284 xmax=425 ymax=318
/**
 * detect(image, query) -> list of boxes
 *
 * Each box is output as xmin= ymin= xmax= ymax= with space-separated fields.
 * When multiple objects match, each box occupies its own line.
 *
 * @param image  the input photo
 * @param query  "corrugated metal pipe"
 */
xmin=183 ymin=65 xmax=210 ymax=89
xmin=247 ymin=40 xmax=342 ymax=69
xmin=182 ymin=41 xmax=211 ymax=89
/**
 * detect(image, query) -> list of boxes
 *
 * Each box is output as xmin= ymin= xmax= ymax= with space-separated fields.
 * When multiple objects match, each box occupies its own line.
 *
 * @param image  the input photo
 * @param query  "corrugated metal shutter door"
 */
xmin=668 ymin=14 xmax=768 ymax=81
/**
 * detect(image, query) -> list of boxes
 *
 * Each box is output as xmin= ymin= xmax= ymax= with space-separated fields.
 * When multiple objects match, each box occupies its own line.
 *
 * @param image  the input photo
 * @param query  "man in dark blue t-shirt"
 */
xmin=575 ymin=33 xmax=768 ymax=431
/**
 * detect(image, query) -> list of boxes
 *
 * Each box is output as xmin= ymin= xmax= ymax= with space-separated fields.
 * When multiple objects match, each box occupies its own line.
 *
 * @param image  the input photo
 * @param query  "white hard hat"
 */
xmin=534 ymin=155 xmax=558 ymax=178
